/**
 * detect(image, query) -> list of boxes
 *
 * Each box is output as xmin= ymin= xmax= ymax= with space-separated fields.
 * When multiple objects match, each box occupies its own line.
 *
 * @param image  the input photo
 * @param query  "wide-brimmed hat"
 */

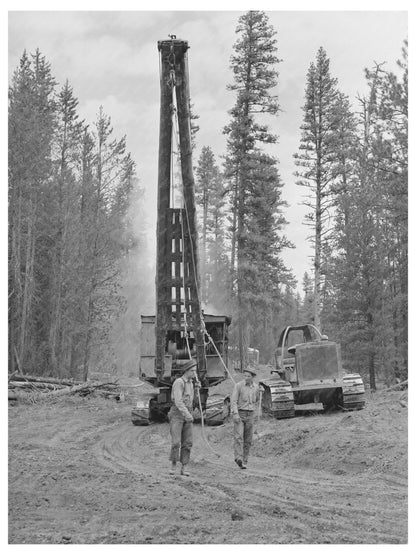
xmin=181 ymin=359 xmax=197 ymax=373
xmin=243 ymin=367 xmax=257 ymax=377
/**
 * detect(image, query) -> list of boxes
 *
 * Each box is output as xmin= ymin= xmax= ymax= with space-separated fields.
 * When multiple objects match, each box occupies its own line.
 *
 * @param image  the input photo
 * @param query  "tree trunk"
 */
xmin=49 ymin=137 xmax=70 ymax=377
xmin=367 ymin=309 xmax=376 ymax=391
xmin=19 ymin=200 xmax=37 ymax=367
xmin=202 ymin=183 xmax=208 ymax=304
xmin=82 ymin=291 xmax=94 ymax=382
xmin=314 ymin=194 xmax=322 ymax=331
xmin=9 ymin=188 xmax=24 ymax=374
xmin=230 ymin=173 xmax=238 ymax=293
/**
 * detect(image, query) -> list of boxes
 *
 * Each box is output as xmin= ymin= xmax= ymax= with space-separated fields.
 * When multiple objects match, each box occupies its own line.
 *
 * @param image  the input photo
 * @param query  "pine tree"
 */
xmin=80 ymin=107 xmax=136 ymax=380
xmin=294 ymin=47 xmax=344 ymax=331
xmin=46 ymin=80 xmax=84 ymax=376
xmin=224 ymin=11 xmax=293 ymax=366
xmin=196 ymin=146 xmax=218 ymax=303
xmin=195 ymin=146 xmax=229 ymax=309
xmin=377 ymin=41 xmax=408 ymax=381
xmin=326 ymin=42 xmax=408 ymax=388
xmin=8 ymin=49 xmax=56 ymax=374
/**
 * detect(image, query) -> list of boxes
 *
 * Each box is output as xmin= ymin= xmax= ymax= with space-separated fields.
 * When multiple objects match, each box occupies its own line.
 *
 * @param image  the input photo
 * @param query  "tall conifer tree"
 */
xmin=224 ymin=11 xmax=292 ymax=365
xmin=8 ymin=50 xmax=56 ymax=373
xmin=294 ymin=47 xmax=345 ymax=331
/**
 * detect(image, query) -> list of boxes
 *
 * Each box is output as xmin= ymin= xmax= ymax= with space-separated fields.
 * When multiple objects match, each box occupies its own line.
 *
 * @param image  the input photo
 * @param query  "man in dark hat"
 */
xmin=231 ymin=367 xmax=260 ymax=469
xmin=168 ymin=359 xmax=199 ymax=476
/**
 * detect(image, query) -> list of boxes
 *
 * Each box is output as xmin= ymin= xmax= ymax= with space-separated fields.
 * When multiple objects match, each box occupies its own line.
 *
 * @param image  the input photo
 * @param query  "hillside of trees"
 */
xmin=8 ymin=12 xmax=407 ymax=389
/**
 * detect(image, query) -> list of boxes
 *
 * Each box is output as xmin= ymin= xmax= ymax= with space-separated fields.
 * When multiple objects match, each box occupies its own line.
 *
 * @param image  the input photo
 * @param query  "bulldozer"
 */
xmin=131 ymin=37 xmax=232 ymax=426
xmin=260 ymin=324 xmax=365 ymax=418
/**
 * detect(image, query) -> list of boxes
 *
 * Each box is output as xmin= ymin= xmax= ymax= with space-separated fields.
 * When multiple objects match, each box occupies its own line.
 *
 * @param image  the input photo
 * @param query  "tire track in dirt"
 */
xmin=92 ymin=422 xmax=245 ymax=543
xmin=190 ymin=456 xmax=404 ymax=543
xmin=92 ymin=421 xmax=407 ymax=544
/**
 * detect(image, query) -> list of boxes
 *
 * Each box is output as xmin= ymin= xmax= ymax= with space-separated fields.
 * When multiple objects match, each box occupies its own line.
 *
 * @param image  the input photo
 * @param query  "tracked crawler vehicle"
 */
xmin=260 ymin=324 xmax=365 ymax=419
xmin=131 ymin=37 xmax=231 ymax=425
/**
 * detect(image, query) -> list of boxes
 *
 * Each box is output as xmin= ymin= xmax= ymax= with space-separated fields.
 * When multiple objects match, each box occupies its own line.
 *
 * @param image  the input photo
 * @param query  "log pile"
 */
xmin=8 ymin=374 xmax=122 ymax=403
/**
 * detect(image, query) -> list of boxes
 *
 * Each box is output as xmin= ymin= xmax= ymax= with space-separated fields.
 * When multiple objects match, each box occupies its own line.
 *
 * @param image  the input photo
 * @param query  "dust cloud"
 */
xmin=109 ymin=181 xmax=156 ymax=379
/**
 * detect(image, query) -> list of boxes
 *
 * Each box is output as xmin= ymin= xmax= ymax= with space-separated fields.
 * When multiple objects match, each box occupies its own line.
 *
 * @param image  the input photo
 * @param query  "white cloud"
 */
xmin=56 ymin=35 xmax=157 ymax=84
xmin=9 ymin=11 xmax=97 ymax=41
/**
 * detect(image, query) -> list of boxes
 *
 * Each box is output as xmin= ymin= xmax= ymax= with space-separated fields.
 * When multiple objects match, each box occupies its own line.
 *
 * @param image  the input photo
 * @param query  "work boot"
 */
xmin=235 ymin=458 xmax=243 ymax=468
xmin=181 ymin=464 xmax=190 ymax=476
xmin=241 ymin=461 xmax=247 ymax=469
xmin=169 ymin=463 xmax=177 ymax=475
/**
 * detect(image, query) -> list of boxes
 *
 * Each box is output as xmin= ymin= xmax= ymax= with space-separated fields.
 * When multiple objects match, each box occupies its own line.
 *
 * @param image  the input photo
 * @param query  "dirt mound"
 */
xmin=252 ymin=391 xmax=407 ymax=478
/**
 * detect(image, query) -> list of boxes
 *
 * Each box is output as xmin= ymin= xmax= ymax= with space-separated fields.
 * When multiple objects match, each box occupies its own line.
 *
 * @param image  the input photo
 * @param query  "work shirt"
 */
xmin=231 ymin=380 xmax=260 ymax=414
xmin=172 ymin=377 xmax=194 ymax=420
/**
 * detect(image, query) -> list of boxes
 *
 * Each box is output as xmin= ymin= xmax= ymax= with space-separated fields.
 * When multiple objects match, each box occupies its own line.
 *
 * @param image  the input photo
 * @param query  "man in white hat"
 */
xmin=168 ymin=359 xmax=199 ymax=476
xmin=231 ymin=367 xmax=260 ymax=469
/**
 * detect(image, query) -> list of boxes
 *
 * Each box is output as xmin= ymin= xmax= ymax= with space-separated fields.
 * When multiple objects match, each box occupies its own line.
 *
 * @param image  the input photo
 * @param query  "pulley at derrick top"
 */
xmin=158 ymin=38 xmax=189 ymax=89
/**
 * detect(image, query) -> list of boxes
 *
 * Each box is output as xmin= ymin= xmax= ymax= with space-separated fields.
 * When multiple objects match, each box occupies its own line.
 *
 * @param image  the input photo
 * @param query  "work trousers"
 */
xmin=168 ymin=408 xmax=193 ymax=465
xmin=234 ymin=409 xmax=255 ymax=463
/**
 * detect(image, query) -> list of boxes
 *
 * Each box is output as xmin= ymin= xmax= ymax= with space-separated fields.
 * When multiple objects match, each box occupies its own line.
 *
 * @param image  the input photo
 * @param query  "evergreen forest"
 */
xmin=8 ymin=12 xmax=408 ymax=389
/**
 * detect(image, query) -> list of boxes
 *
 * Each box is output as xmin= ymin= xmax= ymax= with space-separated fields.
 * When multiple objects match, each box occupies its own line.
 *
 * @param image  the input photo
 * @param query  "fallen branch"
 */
xmin=95 ymin=389 xmax=121 ymax=399
xmin=9 ymin=376 xmax=121 ymax=403
xmin=90 ymin=382 xmax=119 ymax=390
xmin=42 ymin=385 xmax=75 ymax=397
xmin=44 ymin=381 xmax=119 ymax=398
xmin=118 ymin=382 xmax=146 ymax=388
xmin=383 ymin=380 xmax=408 ymax=392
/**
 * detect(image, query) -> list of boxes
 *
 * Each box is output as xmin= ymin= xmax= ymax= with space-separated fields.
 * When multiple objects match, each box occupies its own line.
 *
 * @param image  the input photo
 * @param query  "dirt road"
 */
xmin=8 ymin=385 xmax=407 ymax=544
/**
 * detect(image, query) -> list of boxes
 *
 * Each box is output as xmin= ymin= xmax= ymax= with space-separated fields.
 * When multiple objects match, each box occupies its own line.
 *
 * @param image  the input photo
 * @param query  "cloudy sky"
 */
xmin=8 ymin=6 xmax=408 ymax=290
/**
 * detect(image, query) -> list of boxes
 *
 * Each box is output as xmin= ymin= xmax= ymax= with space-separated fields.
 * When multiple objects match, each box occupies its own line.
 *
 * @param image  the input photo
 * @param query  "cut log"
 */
xmin=9 ymin=381 xmax=65 ymax=390
xmin=8 ymin=374 xmax=83 ymax=387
